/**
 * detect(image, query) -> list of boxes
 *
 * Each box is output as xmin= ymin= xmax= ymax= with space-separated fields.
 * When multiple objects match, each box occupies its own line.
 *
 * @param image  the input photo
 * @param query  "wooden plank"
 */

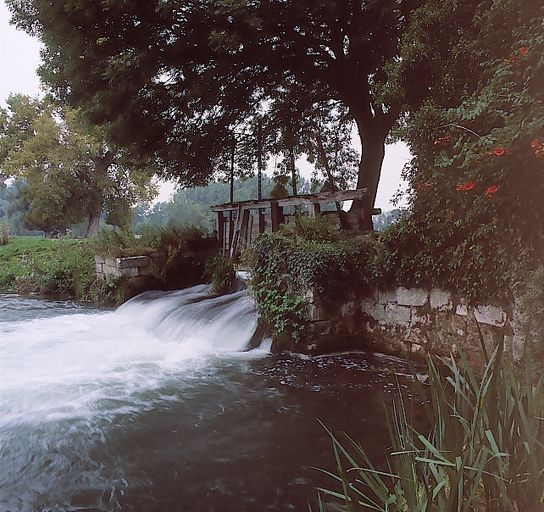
xmin=211 ymin=188 xmax=368 ymax=212
xmin=229 ymin=204 xmax=243 ymax=259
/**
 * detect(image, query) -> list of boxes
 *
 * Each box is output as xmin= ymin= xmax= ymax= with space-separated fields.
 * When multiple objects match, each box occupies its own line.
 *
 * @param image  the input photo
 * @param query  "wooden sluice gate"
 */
xmin=211 ymin=188 xmax=377 ymax=258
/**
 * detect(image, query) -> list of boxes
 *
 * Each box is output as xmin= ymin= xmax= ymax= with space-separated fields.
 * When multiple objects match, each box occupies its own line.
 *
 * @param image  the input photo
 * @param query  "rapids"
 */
xmin=0 ymin=287 xmax=415 ymax=512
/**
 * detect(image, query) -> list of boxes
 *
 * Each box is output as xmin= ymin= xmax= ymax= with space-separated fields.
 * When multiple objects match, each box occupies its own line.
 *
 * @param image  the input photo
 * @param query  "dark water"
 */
xmin=0 ymin=290 xmax=419 ymax=512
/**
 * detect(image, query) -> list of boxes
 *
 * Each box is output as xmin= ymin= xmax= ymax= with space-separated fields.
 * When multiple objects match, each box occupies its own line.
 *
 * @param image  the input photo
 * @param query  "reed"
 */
xmin=314 ymin=345 xmax=544 ymax=512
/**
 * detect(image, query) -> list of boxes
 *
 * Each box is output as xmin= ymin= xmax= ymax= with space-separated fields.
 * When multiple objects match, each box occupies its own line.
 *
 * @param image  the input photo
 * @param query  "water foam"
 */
xmin=0 ymin=286 xmax=265 ymax=428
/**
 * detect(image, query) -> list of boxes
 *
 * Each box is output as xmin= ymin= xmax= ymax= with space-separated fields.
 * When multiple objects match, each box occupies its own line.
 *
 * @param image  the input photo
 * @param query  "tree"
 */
xmin=0 ymin=95 xmax=156 ymax=236
xmin=7 ymin=0 xmax=475 ymax=228
xmin=384 ymin=0 xmax=544 ymax=300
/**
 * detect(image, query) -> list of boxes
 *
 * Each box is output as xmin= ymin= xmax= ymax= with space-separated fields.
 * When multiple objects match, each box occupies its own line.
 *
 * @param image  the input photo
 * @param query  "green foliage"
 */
xmin=0 ymin=236 xmax=118 ymax=304
xmin=248 ymin=217 xmax=384 ymax=343
xmin=205 ymin=252 xmax=236 ymax=295
xmin=397 ymin=1 xmax=543 ymax=302
xmin=93 ymin=225 xmax=210 ymax=258
xmin=316 ymin=347 xmax=544 ymax=511
xmin=0 ymin=95 xmax=155 ymax=236
xmin=7 ymin=0 xmax=460 ymax=218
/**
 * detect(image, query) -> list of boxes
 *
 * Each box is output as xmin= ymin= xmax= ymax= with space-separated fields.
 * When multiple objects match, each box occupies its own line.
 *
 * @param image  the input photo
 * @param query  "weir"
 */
xmin=0 ymin=288 xmax=409 ymax=511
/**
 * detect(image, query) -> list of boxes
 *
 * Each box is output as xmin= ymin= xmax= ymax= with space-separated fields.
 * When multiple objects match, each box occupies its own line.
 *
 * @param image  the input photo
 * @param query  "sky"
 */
xmin=0 ymin=0 xmax=410 ymax=209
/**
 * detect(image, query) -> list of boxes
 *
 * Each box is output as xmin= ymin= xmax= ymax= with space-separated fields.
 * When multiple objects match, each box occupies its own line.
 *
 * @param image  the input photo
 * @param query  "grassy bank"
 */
xmin=0 ymin=236 xmax=119 ymax=304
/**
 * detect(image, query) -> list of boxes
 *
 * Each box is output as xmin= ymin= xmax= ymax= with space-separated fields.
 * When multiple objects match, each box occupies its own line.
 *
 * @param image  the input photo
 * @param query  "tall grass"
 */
xmin=314 ymin=345 xmax=544 ymax=512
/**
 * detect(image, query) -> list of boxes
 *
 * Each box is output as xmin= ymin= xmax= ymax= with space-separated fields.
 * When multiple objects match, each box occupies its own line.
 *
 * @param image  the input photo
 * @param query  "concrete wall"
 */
xmin=300 ymin=286 xmax=521 ymax=366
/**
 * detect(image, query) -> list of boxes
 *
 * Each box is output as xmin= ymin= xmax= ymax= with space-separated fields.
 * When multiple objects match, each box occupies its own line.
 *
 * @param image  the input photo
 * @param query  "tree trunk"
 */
xmin=84 ymin=199 xmax=102 ymax=238
xmin=84 ymin=151 xmax=114 ymax=238
xmin=315 ymin=132 xmax=342 ymax=212
xmin=348 ymin=115 xmax=388 ymax=231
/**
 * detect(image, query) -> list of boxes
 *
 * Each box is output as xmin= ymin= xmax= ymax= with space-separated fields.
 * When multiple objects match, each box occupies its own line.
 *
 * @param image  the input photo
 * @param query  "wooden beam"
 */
xmin=212 ymin=188 xmax=368 ymax=212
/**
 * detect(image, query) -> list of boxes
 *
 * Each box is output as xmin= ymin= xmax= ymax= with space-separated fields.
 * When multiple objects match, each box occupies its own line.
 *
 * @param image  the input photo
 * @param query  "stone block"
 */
xmin=430 ymin=289 xmax=452 ymax=310
xmin=382 ymin=303 xmax=411 ymax=326
xmin=117 ymin=256 xmax=150 ymax=269
xmin=377 ymin=289 xmax=397 ymax=304
xmin=396 ymin=287 xmax=429 ymax=307
xmin=361 ymin=300 xmax=386 ymax=321
xmin=456 ymin=304 xmax=469 ymax=316
xmin=95 ymin=263 xmax=104 ymax=274
xmin=120 ymin=267 xmax=140 ymax=279
xmin=104 ymin=257 xmax=118 ymax=268
xmin=103 ymin=265 xmax=122 ymax=278
xmin=307 ymin=303 xmax=328 ymax=322
xmin=95 ymin=255 xmax=105 ymax=265
xmin=474 ymin=304 xmax=507 ymax=327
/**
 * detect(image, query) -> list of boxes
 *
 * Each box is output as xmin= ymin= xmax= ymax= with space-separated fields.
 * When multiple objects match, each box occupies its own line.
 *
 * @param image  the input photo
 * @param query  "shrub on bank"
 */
xmin=0 ymin=236 xmax=118 ymax=304
xmin=205 ymin=251 xmax=236 ymax=294
xmin=247 ymin=216 xmax=386 ymax=342
xmin=92 ymin=225 xmax=210 ymax=258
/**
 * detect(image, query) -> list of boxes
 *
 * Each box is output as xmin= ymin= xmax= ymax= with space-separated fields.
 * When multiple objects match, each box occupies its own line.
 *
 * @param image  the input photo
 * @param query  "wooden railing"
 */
xmin=211 ymin=188 xmax=377 ymax=258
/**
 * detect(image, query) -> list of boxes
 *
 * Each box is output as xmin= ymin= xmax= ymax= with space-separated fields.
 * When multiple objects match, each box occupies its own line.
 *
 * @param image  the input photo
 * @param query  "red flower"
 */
xmin=485 ymin=185 xmax=499 ymax=198
xmin=535 ymin=148 xmax=544 ymax=159
xmin=456 ymin=181 xmax=475 ymax=192
xmin=489 ymin=146 xmax=507 ymax=157
xmin=531 ymin=138 xmax=542 ymax=150
xmin=518 ymin=47 xmax=529 ymax=57
xmin=433 ymin=135 xmax=451 ymax=146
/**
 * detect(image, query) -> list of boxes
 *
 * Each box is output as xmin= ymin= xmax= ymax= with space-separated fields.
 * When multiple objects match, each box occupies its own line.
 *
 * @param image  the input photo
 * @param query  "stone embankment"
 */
xmin=298 ymin=286 xmax=521 ymax=366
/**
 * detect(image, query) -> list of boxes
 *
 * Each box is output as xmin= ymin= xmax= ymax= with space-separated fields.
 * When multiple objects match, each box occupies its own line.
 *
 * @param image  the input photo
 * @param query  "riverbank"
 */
xmin=0 ymin=236 xmax=119 ymax=304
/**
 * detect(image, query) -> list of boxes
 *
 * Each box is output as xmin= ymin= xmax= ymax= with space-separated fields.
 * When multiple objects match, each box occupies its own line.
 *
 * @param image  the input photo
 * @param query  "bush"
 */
xmin=247 ymin=217 xmax=384 ymax=343
xmin=315 ymin=346 xmax=544 ymax=511
xmin=93 ymin=225 xmax=210 ymax=258
xmin=0 ymin=237 xmax=119 ymax=305
xmin=205 ymin=252 xmax=236 ymax=294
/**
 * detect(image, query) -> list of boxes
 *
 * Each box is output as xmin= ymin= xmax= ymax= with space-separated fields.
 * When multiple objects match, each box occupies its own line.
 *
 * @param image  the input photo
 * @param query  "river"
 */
xmin=0 ymin=287 xmax=417 ymax=511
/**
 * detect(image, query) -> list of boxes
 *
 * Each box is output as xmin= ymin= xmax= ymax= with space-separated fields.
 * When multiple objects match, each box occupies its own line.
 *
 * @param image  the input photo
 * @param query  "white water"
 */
xmin=0 ymin=286 xmax=267 ymax=430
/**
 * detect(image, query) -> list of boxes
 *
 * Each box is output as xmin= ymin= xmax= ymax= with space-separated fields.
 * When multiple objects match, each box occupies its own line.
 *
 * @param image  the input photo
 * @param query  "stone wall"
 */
xmin=300 ymin=286 xmax=521 ymax=366
xmin=95 ymin=238 xmax=219 ymax=300
xmin=95 ymin=252 xmax=165 ymax=281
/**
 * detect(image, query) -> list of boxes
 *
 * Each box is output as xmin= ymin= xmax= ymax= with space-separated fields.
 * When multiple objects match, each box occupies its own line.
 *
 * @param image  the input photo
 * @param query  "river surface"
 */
xmin=0 ymin=288 xmax=419 ymax=512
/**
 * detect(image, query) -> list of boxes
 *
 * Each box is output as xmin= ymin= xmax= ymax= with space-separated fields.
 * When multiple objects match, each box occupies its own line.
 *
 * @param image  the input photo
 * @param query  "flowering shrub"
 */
xmin=397 ymin=2 xmax=544 ymax=300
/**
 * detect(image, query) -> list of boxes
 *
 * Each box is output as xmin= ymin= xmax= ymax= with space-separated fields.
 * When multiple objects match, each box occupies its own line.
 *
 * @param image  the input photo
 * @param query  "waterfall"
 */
xmin=0 ymin=285 xmax=268 ymax=429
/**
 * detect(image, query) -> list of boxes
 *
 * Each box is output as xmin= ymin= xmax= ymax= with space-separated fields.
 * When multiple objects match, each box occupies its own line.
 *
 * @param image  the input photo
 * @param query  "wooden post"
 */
xmin=217 ymin=211 xmax=225 ymax=253
xmin=257 ymin=122 xmax=265 ymax=232
xmin=229 ymin=137 xmax=235 ymax=250
xmin=270 ymin=201 xmax=284 ymax=232
xmin=308 ymin=202 xmax=321 ymax=218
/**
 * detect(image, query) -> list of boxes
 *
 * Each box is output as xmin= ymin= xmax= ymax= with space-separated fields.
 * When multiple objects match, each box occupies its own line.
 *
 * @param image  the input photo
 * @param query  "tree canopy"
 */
xmin=7 ymin=0 xmax=476 ymax=227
